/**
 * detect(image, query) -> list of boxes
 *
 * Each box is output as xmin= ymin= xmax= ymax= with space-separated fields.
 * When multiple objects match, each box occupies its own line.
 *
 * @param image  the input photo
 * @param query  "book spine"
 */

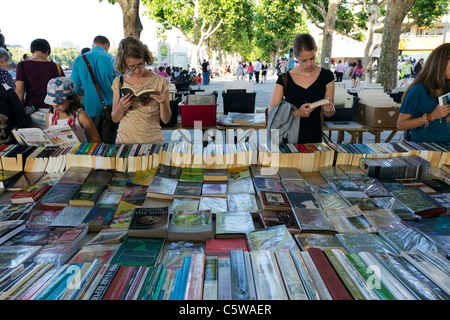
xmin=89 ymin=263 xmax=120 ymax=300
xmin=203 ymin=256 xmax=218 ymax=300
xmin=218 ymin=256 xmax=232 ymax=300
xmin=184 ymin=254 xmax=205 ymax=300
xmin=230 ymin=250 xmax=249 ymax=300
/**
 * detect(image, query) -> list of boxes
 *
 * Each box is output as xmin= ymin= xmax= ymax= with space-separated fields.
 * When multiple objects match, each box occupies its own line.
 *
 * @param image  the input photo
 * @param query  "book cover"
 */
xmin=120 ymin=87 xmax=159 ymax=102
xmin=96 ymin=187 xmax=124 ymax=206
xmin=0 ymin=220 xmax=26 ymax=245
xmin=41 ymin=183 xmax=81 ymax=206
xmin=0 ymin=245 xmax=42 ymax=269
xmin=201 ymin=182 xmax=227 ymax=197
xmin=174 ymin=181 xmax=203 ymax=199
xmin=203 ymin=169 xmax=227 ymax=181
xmin=247 ymin=225 xmax=297 ymax=251
xmin=58 ymin=167 xmax=92 ymax=185
xmin=275 ymin=249 xmax=309 ymax=300
xmin=199 ymin=196 xmax=228 ymax=214
xmin=259 ymin=191 xmax=291 ymax=210
xmin=25 ymin=204 xmax=63 ymax=228
xmin=69 ymin=183 xmax=106 ymax=207
xmin=29 ymin=243 xmax=81 ymax=267
xmin=70 ymin=244 xmax=121 ymax=264
xmin=132 ymin=169 xmax=157 ymax=186
xmin=227 ymin=166 xmax=251 ymax=180
xmin=16 ymin=124 xmax=80 ymax=147
xmin=109 ymin=200 xmax=141 ymax=229
xmin=259 ymin=210 xmax=300 ymax=233
xmin=286 ymin=192 xmax=322 ymax=210
xmin=227 ymin=177 xmax=255 ymax=195
xmin=215 ymin=211 xmax=255 ymax=238
xmin=85 ymin=205 xmax=117 ymax=231
xmin=84 ymin=169 xmax=114 ymax=185
xmin=0 ymin=170 xmax=22 ymax=188
xmin=110 ymin=237 xmax=165 ymax=267
xmin=169 ymin=198 xmax=199 ymax=215
xmin=391 ymin=188 xmax=447 ymax=217
xmin=227 ymin=194 xmax=258 ymax=212
xmin=281 ymin=179 xmax=309 ymax=193
xmin=179 ymin=167 xmax=204 ymax=182
xmin=9 ymin=183 xmax=50 ymax=204
xmin=120 ymin=182 xmax=148 ymax=205
xmin=85 ymin=228 xmax=128 ymax=246
xmin=146 ymin=176 xmax=178 ymax=199
xmin=205 ymin=238 xmax=249 ymax=256
xmin=154 ymin=164 xmax=181 ymax=179
xmin=128 ymin=206 xmax=169 ymax=238
xmin=293 ymin=208 xmax=337 ymax=234
xmin=49 ymin=205 xmax=92 ymax=227
xmin=252 ymin=177 xmax=285 ymax=192
xmin=168 ymin=210 xmax=213 ymax=241
xmin=5 ymin=171 xmax=46 ymax=191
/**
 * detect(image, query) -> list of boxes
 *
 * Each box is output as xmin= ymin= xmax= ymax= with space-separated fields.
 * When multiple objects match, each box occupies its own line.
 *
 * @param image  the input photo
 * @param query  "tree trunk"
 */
xmin=376 ymin=0 xmax=416 ymax=92
xmin=321 ymin=0 xmax=341 ymax=70
xmin=118 ymin=0 xmax=143 ymax=38
xmin=362 ymin=2 xmax=380 ymax=69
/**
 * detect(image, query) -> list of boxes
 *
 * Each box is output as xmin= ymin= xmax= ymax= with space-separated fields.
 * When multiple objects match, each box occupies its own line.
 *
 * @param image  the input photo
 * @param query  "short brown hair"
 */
xmin=403 ymin=43 xmax=450 ymax=100
xmin=293 ymin=33 xmax=317 ymax=58
xmin=115 ymin=36 xmax=154 ymax=74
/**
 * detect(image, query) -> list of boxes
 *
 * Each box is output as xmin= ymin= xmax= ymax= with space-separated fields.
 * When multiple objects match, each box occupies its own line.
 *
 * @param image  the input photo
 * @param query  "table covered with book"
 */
xmin=0 ymin=138 xmax=449 ymax=301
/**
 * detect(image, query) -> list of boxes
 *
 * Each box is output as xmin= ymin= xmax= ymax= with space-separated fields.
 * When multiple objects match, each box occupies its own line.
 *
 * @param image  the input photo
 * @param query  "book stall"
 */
xmin=0 ymin=136 xmax=448 ymax=302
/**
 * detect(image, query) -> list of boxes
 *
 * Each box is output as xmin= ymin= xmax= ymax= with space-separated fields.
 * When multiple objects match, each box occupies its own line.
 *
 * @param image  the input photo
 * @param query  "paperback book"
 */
xmin=127 ymin=206 xmax=169 ymax=238
xmin=215 ymin=211 xmax=256 ymax=238
xmin=168 ymin=209 xmax=213 ymax=241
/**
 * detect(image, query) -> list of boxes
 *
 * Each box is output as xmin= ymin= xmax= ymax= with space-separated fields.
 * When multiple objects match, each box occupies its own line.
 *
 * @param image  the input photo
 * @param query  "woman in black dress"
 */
xmin=268 ymin=33 xmax=335 ymax=143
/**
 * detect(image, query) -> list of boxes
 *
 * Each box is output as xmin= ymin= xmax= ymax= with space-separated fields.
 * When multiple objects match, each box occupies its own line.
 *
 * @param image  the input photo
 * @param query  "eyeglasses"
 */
xmin=127 ymin=62 xmax=146 ymax=71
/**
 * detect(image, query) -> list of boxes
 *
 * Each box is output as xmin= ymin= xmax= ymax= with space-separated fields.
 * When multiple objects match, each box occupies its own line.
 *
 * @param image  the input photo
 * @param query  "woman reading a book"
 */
xmin=397 ymin=43 xmax=450 ymax=142
xmin=268 ymin=33 xmax=335 ymax=144
xmin=112 ymin=37 xmax=171 ymax=144
xmin=44 ymin=77 xmax=101 ymax=143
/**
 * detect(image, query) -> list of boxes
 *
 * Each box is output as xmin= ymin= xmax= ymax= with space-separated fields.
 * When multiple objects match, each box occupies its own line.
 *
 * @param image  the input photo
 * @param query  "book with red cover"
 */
xmin=295 ymin=144 xmax=311 ymax=153
xmin=102 ymin=265 xmax=136 ymax=300
xmin=9 ymin=183 xmax=50 ymax=204
xmin=307 ymin=247 xmax=353 ymax=300
xmin=205 ymin=238 xmax=248 ymax=257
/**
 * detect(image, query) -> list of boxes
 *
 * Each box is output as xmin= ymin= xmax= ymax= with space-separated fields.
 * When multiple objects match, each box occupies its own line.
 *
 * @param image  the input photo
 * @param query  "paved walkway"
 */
xmin=162 ymin=72 xmax=404 ymax=144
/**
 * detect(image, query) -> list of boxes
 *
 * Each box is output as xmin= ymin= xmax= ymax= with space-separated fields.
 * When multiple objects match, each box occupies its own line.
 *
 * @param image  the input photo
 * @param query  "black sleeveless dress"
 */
xmin=276 ymin=68 xmax=335 ymax=143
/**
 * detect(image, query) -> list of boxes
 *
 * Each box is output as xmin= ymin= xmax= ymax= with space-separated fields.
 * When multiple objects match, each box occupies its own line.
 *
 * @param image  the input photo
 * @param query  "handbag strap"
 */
xmin=81 ymin=54 xmax=107 ymax=109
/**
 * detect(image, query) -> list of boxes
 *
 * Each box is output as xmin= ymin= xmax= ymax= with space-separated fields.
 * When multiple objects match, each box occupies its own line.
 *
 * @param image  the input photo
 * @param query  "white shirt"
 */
xmin=253 ymin=61 xmax=262 ymax=72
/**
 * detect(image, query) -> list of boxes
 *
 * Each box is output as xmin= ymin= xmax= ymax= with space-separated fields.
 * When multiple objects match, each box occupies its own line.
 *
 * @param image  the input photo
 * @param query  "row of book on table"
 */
xmin=1 ymin=139 xmax=450 ymax=174
xmin=0 ymin=159 xmax=448 ymax=300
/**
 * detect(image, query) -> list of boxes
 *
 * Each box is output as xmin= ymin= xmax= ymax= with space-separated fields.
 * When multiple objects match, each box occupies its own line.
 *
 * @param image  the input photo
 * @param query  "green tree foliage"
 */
xmin=141 ymin=0 xmax=253 ymax=65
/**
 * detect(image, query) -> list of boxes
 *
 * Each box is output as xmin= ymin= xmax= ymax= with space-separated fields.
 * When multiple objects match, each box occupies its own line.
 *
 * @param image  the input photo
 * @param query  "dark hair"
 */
xmin=357 ymin=59 xmax=363 ymax=68
xmin=293 ymin=33 xmax=317 ymax=57
xmin=81 ymin=47 xmax=91 ymax=54
xmin=49 ymin=93 xmax=81 ymax=117
xmin=402 ymin=43 xmax=450 ymax=100
xmin=115 ymin=36 xmax=154 ymax=74
xmin=93 ymin=35 xmax=110 ymax=46
xmin=30 ymin=38 xmax=51 ymax=55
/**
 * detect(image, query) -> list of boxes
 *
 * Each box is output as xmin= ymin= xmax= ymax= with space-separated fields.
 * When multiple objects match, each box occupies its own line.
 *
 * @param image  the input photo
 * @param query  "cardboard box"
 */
xmin=357 ymin=100 xmax=400 ymax=128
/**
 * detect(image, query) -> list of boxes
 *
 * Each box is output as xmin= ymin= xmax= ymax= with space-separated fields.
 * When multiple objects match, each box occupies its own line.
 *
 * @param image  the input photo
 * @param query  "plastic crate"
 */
xmin=179 ymin=102 xmax=218 ymax=127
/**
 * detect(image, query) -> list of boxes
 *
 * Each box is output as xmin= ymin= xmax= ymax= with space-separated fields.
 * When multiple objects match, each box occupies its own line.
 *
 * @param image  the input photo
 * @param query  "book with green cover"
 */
xmin=168 ymin=210 xmax=213 ymax=241
xmin=179 ymin=167 xmax=204 ymax=182
xmin=345 ymin=253 xmax=396 ymax=300
xmin=69 ymin=183 xmax=106 ymax=207
xmin=110 ymin=236 xmax=165 ymax=267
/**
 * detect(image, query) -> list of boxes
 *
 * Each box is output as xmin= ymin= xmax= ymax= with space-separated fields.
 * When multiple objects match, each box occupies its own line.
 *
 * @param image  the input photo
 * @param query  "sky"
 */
xmin=1 ymin=0 xmax=163 ymax=50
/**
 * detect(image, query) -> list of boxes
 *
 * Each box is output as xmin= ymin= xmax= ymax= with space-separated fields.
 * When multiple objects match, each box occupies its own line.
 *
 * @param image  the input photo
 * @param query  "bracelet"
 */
xmin=422 ymin=113 xmax=432 ymax=128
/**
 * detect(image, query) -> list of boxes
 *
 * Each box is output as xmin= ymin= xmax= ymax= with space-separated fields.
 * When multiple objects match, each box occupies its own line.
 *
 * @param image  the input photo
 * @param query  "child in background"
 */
xmin=44 ymin=77 xmax=101 ymax=143
xmin=197 ymin=73 xmax=202 ymax=89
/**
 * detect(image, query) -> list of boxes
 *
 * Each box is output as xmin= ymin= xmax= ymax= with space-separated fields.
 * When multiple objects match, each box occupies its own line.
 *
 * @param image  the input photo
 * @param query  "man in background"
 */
xmin=71 ymin=35 xmax=117 ymax=143
xmin=253 ymin=58 xmax=262 ymax=84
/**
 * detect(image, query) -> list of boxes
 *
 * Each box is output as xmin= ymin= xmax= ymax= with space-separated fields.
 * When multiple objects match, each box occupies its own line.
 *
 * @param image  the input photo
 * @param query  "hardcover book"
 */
xmin=169 ymin=197 xmax=199 ymax=214
xmin=5 ymin=171 xmax=46 ymax=191
xmin=293 ymin=208 xmax=337 ymax=234
xmin=128 ymin=206 xmax=169 ymax=238
xmin=110 ymin=237 xmax=165 ymax=267
xmin=199 ymin=196 xmax=228 ymax=213
xmin=58 ymin=166 xmax=92 ymax=185
xmin=97 ymin=187 xmax=124 ymax=206
xmin=85 ymin=205 xmax=117 ymax=231
xmin=259 ymin=191 xmax=291 ymax=210
xmin=154 ymin=164 xmax=181 ymax=180
xmin=215 ymin=211 xmax=255 ymax=238
xmin=85 ymin=228 xmax=128 ymax=246
xmin=227 ymin=178 xmax=255 ymax=194
xmin=203 ymin=169 xmax=227 ymax=181
xmin=391 ymin=188 xmax=447 ymax=217
xmin=259 ymin=210 xmax=300 ymax=233
xmin=286 ymin=192 xmax=322 ymax=210
xmin=227 ymin=194 xmax=258 ymax=212
xmin=14 ymin=124 xmax=80 ymax=147
xmin=247 ymin=225 xmax=297 ymax=251
xmin=281 ymin=179 xmax=309 ymax=193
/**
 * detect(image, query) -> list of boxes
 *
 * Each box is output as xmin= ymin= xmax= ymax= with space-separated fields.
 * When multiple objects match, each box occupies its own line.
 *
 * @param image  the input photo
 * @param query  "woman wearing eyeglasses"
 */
xmin=268 ymin=33 xmax=335 ymax=144
xmin=112 ymin=36 xmax=171 ymax=144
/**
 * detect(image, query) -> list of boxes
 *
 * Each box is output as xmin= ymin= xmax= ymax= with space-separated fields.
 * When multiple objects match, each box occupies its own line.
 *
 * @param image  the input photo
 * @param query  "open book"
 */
xmin=120 ymin=87 xmax=159 ymax=103
xmin=12 ymin=124 xmax=80 ymax=147
xmin=438 ymin=92 xmax=450 ymax=106
xmin=309 ymin=98 xmax=331 ymax=109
